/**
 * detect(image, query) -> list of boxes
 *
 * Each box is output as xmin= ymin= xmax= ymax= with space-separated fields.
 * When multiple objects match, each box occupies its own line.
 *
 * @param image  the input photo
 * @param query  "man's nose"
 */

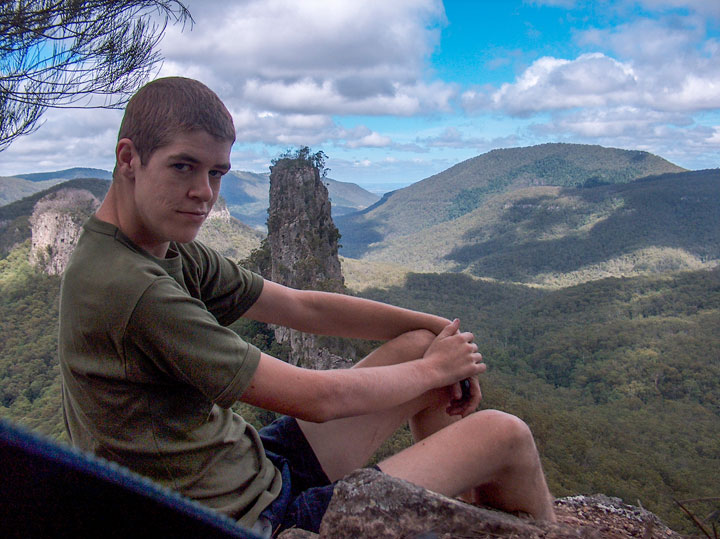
xmin=188 ymin=173 xmax=214 ymax=201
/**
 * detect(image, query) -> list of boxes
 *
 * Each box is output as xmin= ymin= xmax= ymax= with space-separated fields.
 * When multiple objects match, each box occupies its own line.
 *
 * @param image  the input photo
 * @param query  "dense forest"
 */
xmin=358 ymin=269 xmax=720 ymax=532
xmin=1 ymin=232 xmax=717 ymax=531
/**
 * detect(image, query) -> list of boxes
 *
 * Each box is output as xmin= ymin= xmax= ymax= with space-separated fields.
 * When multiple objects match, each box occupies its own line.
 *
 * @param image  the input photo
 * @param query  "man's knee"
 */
xmin=399 ymin=328 xmax=435 ymax=354
xmin=467 ymin=410 xmax=536 ymax=454
xmin=377 ymin=329 xmax=435 ymax=363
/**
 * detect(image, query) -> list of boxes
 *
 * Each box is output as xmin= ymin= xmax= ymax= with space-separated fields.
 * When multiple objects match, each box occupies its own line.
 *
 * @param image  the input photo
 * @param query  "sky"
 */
xmin=1 ymin=0 xmax=719 ymax=193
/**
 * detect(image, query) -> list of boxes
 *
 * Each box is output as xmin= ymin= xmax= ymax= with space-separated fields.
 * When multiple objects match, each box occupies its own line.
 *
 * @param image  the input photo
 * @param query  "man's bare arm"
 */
xmin=240 ymin=319 xmax=485 ymax=422
xmin=243 ymin=280 xmax=450 ymax=341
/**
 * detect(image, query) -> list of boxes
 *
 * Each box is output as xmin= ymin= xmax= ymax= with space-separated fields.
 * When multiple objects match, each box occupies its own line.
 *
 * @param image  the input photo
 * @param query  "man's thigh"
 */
xmin=260 ymin=415 xmax=330 ymax=492
xmin=258 ymin=416 xmax=335 ymax=534
xmin=297 ymin=330 xmax=439 ymax=481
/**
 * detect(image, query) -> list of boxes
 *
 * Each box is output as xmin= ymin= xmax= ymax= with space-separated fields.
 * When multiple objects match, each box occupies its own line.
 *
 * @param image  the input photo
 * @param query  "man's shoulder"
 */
xmin=64 ymin=221 xmax=172 ymax=297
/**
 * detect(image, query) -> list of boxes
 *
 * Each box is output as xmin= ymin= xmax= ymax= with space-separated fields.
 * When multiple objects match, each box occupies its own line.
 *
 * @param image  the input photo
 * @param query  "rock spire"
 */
xmin=264 ymin=154 xmax=355 ymax=369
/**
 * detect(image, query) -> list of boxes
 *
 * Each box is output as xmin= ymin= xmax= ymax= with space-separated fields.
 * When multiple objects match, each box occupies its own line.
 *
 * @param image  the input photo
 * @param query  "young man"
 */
xmin=59 ymin=77 xmax=556 ymax=536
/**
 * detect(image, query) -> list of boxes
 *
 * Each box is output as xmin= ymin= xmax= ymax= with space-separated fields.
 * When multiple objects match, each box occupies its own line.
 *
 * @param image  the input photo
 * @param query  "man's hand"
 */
xmin=446 ymin=376 xmax=482 ymax=417
xmin=422 ymin=319 xmax=486 ymax=394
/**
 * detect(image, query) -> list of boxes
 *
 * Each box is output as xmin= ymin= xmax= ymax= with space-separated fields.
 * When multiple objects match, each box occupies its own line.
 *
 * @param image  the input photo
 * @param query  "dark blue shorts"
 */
xmin=257 ymin=416 xmax=335 ymax=535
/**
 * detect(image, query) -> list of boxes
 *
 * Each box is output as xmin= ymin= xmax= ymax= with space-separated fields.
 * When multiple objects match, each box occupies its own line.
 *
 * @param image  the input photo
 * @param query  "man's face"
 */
xmin=128 ymin=130 xmax=232 ymax=257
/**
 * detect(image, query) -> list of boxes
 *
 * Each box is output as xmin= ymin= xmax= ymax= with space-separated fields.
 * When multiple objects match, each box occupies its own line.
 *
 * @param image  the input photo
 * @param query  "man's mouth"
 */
xmin=178 ymin=210 xmax=207 ymax=221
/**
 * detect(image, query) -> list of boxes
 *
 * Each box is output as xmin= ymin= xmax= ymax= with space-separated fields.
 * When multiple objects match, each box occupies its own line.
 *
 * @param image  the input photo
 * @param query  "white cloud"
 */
xmin=464 ymin=53 xmax=640 ymax=115
xmin=150 ymin=0 xmax=452 ymax=162
xmin=345 ymin=131 xmax=393 ymax=149
xmin=239 ymin=78 xmax=453 ymax=116
xmin=159 ymin=0 xmax=451 ymax=118
xmin=0 ymin=108 xmax=120 ymax=175
xmin=464 ymin=24 xmax=720 ymax=116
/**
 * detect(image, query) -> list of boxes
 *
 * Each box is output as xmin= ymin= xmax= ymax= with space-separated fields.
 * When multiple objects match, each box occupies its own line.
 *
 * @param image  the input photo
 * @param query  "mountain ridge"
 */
xmin=337 ymin=143 xmax=687 ymax=256
xmin=0 ymin=168 xmax=380 ymax=230
xmin=336 ymin=144 xmax=717 ymax=287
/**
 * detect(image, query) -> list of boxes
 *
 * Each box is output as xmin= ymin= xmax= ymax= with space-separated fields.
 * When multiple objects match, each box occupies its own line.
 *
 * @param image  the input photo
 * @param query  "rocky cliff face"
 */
xmin=265 ymin=158 xmax=355 ymax=369
xmin=29 ymin=188 xmax=100 ymax=275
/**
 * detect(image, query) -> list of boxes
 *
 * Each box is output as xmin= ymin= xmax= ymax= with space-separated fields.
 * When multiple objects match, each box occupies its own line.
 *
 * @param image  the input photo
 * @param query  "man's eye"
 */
xmin=173 ymin=163 xmax=191 ymax=171
xmin=209 ymin=170 xmax=225 ymax=178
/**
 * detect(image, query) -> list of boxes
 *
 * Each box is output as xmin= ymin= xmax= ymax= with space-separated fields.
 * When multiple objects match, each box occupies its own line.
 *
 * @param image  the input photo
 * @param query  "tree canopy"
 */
xmin=0 ymin=0 xmax=191 ymax=151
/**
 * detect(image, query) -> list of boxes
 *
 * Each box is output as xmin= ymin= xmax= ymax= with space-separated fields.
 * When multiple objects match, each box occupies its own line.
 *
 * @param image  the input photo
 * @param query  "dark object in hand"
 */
xmin=460 ymin=378 xmax=471 ymax=400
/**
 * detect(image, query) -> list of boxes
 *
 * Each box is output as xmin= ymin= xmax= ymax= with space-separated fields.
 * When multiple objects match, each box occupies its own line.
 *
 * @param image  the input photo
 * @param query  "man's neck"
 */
xmin=95 ymin=185 xmax=170 ymax=258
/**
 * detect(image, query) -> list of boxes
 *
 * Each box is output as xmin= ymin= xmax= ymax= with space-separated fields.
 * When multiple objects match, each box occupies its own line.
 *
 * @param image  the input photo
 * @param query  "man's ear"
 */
xmin=115 ymin=138 xmax=139 ymax=181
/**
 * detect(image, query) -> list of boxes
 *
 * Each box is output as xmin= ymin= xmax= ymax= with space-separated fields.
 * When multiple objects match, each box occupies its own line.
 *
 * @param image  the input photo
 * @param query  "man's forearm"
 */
xmin=245 ymin=280 xmax=450 ymax=341
xmin=294 ymin=289 xmax=450 ymax=340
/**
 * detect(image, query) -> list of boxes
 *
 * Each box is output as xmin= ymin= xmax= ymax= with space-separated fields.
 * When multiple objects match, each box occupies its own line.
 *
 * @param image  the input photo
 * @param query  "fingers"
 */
xmin=452 ymin=381 xmax=462 ymax=400
xmin=438 ymin=318 xmax=461 ymax=338
xmin=446 ymin=376 xmax=482 ymax=417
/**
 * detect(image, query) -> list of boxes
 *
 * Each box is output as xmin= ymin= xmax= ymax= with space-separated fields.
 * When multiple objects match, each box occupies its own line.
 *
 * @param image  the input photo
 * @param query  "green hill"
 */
xmin=0 ymin=176 xmax=66 ymax=206
xmin=338 ymin=147 xmax=717 ymax=286
xmin=448 ymin=169 xmax=719 ymax=282
xmin=337 ymin=143 xmax=687 ymax=261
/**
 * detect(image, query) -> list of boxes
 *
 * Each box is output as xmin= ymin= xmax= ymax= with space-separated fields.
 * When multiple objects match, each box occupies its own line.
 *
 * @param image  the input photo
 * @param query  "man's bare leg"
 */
xmin=298 ymin=330 xmax=445 ymax=480
xmin=297 ymin=330 xmax=556 ymax=521
xmin=378 ymin=410 xmax=557 ymax=521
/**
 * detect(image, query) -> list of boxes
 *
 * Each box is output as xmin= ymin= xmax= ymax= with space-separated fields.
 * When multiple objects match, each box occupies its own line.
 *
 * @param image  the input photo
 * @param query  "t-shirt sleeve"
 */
xmin=124 ymin=277 xmax=261 ymax=409
xmin=181 ymin=241 xmax=264 ymax=326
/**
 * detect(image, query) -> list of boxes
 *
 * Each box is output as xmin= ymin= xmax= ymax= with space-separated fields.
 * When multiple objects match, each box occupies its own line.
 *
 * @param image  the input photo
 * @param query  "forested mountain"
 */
xmin=343 ymin=168 xmax=720 ymax=286
xmin=337 ymin=144 xmax=698 ymax=280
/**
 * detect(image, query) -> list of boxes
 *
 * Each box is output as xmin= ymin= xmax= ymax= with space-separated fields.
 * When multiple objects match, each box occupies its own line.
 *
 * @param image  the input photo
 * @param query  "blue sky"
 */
xmin=2 ymin=0 xmax=719 ymax=193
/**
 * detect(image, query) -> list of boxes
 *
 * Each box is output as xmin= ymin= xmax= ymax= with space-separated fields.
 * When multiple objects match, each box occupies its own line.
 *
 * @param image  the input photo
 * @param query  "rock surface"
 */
xmin=29 ymin=188 xmax=100 ymax=275
xmin=265 ymin=158 xmax=355 ymax=369
xmin=277 ymin=469 xmax=683 ymax=539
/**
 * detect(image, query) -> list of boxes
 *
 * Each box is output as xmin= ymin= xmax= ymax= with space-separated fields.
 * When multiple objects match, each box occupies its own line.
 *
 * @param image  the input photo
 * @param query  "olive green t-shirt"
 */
xmin=58 ymin=216 xmax=281 ymax=526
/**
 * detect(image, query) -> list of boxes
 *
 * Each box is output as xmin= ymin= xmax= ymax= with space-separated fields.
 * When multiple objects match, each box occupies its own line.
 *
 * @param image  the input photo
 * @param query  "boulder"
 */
xmin=310 ymin=469 xmax=683 ymax=539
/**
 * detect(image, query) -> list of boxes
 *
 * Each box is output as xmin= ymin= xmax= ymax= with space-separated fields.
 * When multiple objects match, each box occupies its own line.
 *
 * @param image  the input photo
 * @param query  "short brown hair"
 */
xmin=117 ymin=77 xmax=235 ymax=164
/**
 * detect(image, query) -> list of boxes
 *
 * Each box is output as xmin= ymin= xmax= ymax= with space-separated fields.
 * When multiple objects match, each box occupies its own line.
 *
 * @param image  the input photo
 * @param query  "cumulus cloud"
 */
xmin=0 ymin=0 xmax=449 ymax=175
xmin=0 ymin=107 xmax=120 ymax=174
xmin=344 ymin=131 xmax=393 ymax=149
xmin=154 ymin=0 xmax=454 ymax=150
xmin=464 ymin=53 xmax=639 ymax=115
xmin=459 ymin=4 xmax=720 ymax=166
xmin=463 ymin=3 xmax=720 ymax=117
xmin=159 ymin=0 xmax=451 ymax=118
